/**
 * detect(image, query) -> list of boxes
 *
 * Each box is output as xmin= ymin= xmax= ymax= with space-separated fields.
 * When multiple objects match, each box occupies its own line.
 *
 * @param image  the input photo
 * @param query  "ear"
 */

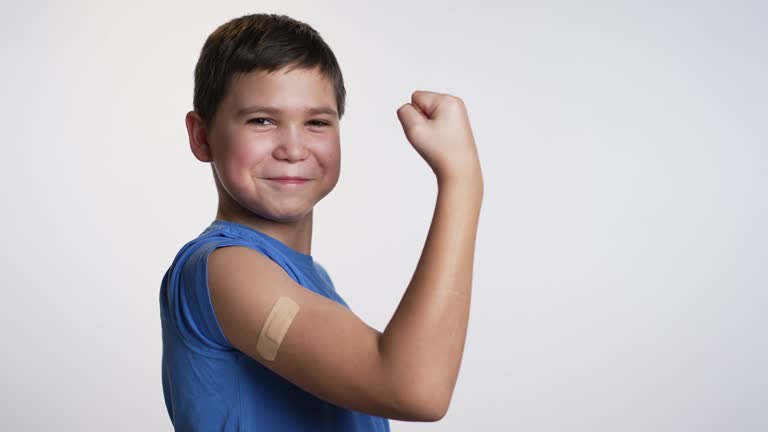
xmin=186 ymin=111 xmax=213 ymax=162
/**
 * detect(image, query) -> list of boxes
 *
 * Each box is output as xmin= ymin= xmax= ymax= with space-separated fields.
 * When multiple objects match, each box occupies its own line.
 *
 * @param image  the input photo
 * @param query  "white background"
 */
xmin=1 ymin=0 xmax=766 ymax=431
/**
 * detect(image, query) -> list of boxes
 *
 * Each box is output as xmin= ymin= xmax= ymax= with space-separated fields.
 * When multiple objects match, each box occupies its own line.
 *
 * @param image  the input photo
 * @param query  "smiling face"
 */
xmin=190 ymin=66 xmax=341 ymax=225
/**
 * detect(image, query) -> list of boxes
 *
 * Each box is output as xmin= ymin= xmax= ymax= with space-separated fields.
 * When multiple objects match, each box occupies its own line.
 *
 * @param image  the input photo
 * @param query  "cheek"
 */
xmin=317 ymin=139 xmax=341 ymax=169
xmin=321 ymin=144 xmax=341 ymax=188
xmin=226 ymin=136 xmax=271 ymax=169
xmin=215 ymin=141 xmax=270 ymax=188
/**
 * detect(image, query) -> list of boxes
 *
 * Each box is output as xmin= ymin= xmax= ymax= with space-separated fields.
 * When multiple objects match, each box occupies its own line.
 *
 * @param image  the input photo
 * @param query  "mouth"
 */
xmin=267 ymin=177 xmax=310 ymax=185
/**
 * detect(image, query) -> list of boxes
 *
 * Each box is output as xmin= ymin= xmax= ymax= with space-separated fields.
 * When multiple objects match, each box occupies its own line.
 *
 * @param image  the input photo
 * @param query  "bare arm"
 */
xmin=379 ymin=173 xmax=483 ymax=420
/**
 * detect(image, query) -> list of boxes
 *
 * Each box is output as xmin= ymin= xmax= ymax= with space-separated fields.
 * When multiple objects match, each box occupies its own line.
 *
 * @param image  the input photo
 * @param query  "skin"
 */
xmin=185 ymin=65 xmax=483 ymax=422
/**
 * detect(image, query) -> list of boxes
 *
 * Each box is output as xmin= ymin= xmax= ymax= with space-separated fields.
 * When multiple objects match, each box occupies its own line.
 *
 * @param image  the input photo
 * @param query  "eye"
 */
xmin=247 ymin=118 xmax=273 ymax=126
xmin=308 ymin=120 xmax=330 ymax=127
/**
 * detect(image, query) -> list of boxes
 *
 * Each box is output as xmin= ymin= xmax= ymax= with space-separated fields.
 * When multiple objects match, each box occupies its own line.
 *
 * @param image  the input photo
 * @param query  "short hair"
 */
xmin=192 ymin=13 xmax=346 ymax=129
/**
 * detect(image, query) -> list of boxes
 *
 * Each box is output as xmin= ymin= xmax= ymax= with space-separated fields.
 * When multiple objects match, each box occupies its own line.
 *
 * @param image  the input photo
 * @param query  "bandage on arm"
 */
xmin=256 ymin=296 xmax=299 ymax=361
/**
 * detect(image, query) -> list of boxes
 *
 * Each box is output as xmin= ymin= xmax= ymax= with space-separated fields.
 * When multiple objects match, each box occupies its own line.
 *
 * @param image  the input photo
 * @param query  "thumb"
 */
xmin=396 ymin=102 xmax=427 ymax=131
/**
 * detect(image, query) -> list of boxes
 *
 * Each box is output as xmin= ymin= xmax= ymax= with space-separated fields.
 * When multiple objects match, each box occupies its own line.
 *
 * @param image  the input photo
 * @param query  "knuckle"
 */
xmin=446 ymin=94 xmax=464 ymax=105
xmin=439 ymin=94 xmax=465 ymax=110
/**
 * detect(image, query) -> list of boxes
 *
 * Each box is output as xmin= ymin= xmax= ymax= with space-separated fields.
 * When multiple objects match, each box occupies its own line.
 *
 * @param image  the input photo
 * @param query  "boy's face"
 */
xmin=199 ymin=66 xmax=340 ymax=223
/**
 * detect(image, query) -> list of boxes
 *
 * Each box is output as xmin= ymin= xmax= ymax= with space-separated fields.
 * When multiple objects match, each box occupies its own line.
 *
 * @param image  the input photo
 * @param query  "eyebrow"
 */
xmin=235 ymin=105 xmax=338 ymax=118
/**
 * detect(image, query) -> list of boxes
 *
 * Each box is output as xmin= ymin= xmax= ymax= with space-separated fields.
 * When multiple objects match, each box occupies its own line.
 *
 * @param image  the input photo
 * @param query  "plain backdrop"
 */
xmin=1 ymin=0 xmax=766 ymax=431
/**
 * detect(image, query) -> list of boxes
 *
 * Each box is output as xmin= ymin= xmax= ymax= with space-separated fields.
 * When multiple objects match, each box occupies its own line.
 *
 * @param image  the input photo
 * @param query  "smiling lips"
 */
xmin=268 ymin=176 xmax=310 ymax=185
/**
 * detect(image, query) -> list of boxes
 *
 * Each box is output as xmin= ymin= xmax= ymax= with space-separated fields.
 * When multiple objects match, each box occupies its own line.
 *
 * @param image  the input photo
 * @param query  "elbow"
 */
xmin=393 ymin=383 xmax=451 ymax=422
xmin=415 ymin=390 xmax=450 ymax=422
xmin=421 ymin=399 xmax=449 ymax=422
xmin=378 ymin=338 xmax=453 ymax=421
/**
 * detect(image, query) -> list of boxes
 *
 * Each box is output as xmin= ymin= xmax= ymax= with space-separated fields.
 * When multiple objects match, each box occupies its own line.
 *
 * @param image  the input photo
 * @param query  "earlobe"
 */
xmin=186 ymin=110 xmax=213 ymax=162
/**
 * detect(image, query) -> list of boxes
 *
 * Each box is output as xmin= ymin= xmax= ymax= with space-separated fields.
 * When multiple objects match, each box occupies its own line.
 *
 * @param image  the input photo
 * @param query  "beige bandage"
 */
xmin=256 ymin=296 xmax=300 ymax=361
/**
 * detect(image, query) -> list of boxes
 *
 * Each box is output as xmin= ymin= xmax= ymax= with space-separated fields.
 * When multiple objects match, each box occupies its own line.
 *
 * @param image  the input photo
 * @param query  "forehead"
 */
xmin=223 ymin=66 xmax=336 ymax=116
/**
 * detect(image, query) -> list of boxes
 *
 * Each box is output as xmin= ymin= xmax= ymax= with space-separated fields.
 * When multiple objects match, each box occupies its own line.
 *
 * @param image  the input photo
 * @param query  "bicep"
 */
xmin=206 ymin=246 xmax=419 ymax=420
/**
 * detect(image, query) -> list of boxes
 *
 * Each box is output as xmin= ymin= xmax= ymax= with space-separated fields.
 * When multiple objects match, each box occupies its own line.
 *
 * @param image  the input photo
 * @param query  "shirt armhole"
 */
xmin=176 ymin=238 xmax=282 ymax=355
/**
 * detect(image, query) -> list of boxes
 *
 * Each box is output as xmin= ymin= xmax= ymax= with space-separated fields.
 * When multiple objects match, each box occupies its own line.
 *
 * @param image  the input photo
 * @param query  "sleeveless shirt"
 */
xmin=159 ymin=219 xmax=391 ymax=431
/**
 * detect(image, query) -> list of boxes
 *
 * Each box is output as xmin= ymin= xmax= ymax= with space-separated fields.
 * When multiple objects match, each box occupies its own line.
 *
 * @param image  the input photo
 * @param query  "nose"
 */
xmin=273 ymin=125 xmax=309 ymax=162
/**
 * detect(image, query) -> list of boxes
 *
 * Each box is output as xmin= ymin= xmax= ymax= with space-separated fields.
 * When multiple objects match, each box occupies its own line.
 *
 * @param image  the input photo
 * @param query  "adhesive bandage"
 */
xmin=256 ymin=296 xmax=300 ymax=361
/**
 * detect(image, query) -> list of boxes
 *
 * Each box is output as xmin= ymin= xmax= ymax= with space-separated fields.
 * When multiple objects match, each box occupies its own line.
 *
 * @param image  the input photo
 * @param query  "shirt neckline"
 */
xmin=209 ymin=219 xmax=315 ymax=266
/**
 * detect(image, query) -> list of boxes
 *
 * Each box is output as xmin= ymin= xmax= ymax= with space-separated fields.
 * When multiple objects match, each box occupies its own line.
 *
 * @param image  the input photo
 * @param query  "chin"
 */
xmin=265 ymin=213 xmax=306 ymax=223
xmin=258 ymin=205 xmax=312 ymax=223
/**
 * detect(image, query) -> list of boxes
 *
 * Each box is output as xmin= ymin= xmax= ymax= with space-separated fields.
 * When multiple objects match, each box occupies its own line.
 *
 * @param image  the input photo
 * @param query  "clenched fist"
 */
xmin=397 ymin=91 xmax=482 ymax=185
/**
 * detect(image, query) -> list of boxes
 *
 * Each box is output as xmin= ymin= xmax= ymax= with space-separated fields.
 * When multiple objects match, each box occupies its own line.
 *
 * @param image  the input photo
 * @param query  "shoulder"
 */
xmin=313 ymin=261 xmax=333 ymax=283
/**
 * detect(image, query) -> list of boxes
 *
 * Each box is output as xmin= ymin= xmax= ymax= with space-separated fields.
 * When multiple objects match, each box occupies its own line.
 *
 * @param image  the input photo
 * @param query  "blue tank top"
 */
xmin=159 ymin=219 xmax=391 ymax=431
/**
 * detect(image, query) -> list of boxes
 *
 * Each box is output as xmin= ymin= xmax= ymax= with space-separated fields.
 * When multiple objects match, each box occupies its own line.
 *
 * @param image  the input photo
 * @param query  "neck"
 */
xmin=215 ymin=202 xmax=313 ymax=256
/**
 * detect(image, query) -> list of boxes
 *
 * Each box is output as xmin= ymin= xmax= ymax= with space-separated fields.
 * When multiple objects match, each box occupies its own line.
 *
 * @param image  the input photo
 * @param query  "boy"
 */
xmin=159 ymin=13 xmax=483 ymax=431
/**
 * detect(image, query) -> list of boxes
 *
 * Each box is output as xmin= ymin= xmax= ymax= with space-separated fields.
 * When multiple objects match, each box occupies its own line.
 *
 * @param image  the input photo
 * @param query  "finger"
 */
xmin=396 ymin=103 xmax=425 ymax=127
xmin=411 ymin=90 xmax=442 ymax=119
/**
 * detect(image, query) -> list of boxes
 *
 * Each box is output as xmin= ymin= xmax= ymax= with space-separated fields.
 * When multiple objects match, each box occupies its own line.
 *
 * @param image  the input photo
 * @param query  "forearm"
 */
xmin=379 ymin=172 xmax=483 ymax=418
